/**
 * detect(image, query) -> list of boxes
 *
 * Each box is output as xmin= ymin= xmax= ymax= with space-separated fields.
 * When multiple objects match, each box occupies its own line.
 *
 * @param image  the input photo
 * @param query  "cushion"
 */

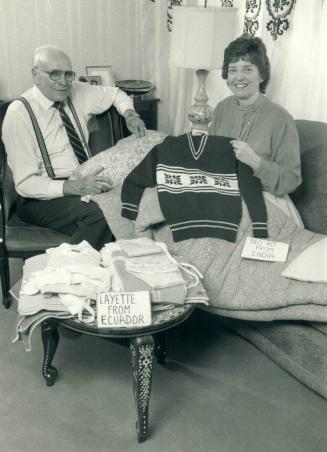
xmin=291 ymin=121 xmax=327 ymax=234
xmin=282 ymin=237 xmax=327 ymax=283
xmin=72 ymin=130 xmax=166 ymax=187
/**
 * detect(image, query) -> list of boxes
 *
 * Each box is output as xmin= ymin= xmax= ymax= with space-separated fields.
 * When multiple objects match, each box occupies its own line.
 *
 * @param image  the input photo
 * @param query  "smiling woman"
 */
xmin=209 ymin=35 xmax=302 ymax=225
xmin=227 ymin=60 xmax=263 ymax=107
xmin=208 ymin=35 xmax=303 ymax=228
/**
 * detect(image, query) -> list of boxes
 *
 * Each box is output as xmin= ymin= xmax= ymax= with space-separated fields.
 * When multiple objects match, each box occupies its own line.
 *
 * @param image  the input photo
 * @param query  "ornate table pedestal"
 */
xmin=41 ymin=304 xmax=195 ymax=443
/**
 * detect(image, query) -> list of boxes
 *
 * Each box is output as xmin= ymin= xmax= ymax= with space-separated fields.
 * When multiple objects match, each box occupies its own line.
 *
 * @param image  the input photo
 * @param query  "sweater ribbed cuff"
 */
xmin=121 ymin=204 xmax=138 ymax=220
xmin=252 ymin=223 xmax=268 ymax=238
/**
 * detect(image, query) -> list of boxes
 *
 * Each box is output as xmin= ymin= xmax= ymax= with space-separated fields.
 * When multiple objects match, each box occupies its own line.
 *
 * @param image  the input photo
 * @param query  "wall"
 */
xmin=1 ymin=0 xmax=326 ymax=130
xmin=0 ymin=0 xmax=144 ymax=99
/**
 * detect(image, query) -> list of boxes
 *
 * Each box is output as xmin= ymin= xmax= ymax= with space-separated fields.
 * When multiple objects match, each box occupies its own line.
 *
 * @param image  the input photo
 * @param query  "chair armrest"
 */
xmin=89 ymin=106 xmax=124 ymax=155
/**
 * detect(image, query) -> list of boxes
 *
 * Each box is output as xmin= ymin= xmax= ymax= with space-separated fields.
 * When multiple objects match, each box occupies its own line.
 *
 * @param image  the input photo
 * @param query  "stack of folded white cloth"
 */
xmin=13 ymin=238 xmax=208 ymax=351
xmin=19 ymin=241 xmax=111 ymax=321
xmin=101 ymin=237 xmax=208 ymax=306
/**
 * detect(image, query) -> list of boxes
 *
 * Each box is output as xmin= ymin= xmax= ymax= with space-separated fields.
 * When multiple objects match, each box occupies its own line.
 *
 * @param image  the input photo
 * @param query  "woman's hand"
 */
xmin=230 ymin=139 xmax=261 ymax=171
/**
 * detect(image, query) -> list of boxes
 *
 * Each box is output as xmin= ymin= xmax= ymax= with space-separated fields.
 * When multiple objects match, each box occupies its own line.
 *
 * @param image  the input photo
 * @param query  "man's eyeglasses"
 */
xmin=38 ymin=68 xmax=76 ymax=82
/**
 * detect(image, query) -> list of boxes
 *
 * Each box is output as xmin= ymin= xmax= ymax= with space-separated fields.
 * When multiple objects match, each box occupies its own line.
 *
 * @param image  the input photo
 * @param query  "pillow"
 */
xmin=282 ymin=237 xmax=327 ymax=282
xmin=72 ymin=130 xmax=166 ymax=187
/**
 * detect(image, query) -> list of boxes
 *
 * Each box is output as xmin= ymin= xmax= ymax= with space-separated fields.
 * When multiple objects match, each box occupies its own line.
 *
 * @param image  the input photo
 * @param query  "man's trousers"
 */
xmin=17 ymin=195 xmax=113 ymax=251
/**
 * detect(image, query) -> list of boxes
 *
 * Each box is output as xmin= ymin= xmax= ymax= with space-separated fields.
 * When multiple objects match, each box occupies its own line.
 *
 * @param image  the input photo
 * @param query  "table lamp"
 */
xmin=169 ymin=5 xmax=237 ymax=131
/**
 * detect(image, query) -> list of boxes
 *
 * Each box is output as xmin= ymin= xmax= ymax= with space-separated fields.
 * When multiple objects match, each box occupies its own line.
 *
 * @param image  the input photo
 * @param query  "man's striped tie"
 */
xmin=53 ymin=101 xmax=88 ymax=164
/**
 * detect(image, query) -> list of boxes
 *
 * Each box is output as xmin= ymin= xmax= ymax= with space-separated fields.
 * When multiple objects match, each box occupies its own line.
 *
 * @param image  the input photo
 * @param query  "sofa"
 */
xmin=212 ymin=119 xmax=327 ymax=399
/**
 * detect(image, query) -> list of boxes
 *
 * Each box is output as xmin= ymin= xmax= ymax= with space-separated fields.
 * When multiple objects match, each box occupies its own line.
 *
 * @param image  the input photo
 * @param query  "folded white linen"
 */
xmin=100 ymin=238 xmax=207 ymax=305
xmin=18 ymin=243 xmax=110 ymax=317
xmin=46 ymin=241 xmax=101 ymax=268
xmin=21 ymin=265 xmax=110 ymax=298
xmin=58 ymin=294 xmax=95 ymax=322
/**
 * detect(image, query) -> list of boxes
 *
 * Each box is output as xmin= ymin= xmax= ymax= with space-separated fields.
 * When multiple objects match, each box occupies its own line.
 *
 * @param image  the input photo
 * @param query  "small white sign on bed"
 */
xmin=241 ymin=237 xmax=289 ymax=262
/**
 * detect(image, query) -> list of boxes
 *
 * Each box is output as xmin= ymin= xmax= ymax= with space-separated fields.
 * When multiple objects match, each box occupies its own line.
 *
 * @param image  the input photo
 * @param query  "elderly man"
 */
xmin=2 ymin=45 xmax=145 ymax=250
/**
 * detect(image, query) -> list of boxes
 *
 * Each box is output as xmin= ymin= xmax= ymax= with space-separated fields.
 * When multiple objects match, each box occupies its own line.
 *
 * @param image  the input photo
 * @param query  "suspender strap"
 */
xmin=17 ymin=96 xmax=90 ymax=178
xmin=17 ymin=97 xmax=56 ymax=179
xmin=67 ymin=97 xmax=92 ymax=158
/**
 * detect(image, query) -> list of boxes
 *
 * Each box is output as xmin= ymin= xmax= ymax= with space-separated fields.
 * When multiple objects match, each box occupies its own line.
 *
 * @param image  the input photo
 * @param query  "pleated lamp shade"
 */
xmin=170 ymin=6 xmax=238 ymax=70
xmin=169 ymin=6 xmax=238 ymax=130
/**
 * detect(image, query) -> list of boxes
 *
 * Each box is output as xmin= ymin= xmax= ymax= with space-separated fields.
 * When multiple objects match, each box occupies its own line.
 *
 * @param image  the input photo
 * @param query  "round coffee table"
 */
xmin=41 ymin=303 xmax=195 ymax=442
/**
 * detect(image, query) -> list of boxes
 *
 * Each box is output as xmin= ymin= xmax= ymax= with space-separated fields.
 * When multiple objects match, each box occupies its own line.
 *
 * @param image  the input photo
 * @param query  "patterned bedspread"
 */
xmin=93 ymin=185 xmax=327 ymax=322
xmin=76 ymin=133 xmax=327 ymax=322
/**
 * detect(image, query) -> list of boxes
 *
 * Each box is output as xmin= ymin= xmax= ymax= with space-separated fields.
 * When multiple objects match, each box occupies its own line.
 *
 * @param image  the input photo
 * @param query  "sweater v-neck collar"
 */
xmin=186 ymin=131 xmax=208 ymax=160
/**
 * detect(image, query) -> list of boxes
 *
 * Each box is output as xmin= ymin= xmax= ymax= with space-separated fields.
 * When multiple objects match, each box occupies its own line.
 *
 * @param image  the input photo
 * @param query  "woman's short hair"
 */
xmin=221 ymin=35 xmax=270 ymax=93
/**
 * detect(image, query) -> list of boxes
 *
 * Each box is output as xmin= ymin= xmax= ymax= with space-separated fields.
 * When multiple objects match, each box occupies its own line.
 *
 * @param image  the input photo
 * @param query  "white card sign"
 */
xmin=96 ymin=291 xmax=152 ymax=328
xmin=241 ymin=237 xmax=289 ymax=262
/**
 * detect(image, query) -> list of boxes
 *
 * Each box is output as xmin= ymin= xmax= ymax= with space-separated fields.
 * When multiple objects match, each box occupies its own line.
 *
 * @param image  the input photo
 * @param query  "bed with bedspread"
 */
xmin=85 ymin=115 xmax=327 ymax=398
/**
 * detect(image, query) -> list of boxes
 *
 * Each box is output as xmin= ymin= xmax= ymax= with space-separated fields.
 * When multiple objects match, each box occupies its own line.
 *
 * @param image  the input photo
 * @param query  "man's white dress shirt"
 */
xmin=2 ymin=82 xmax=133 ymax=199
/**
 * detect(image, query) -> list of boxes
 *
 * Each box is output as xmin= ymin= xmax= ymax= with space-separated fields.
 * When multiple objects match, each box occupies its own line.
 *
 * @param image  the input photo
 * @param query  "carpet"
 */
xmin=217 ymin=316 xmax=327 ymax=399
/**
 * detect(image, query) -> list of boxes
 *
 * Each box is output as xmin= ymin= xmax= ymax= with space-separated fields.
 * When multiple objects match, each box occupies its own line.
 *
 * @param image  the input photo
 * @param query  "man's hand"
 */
xmin=125 ymin=114 xmax=146 ymax=138
xmin=230 ymin=140 xmax=261 ymax=171
xmin=64 ymin=168 xmax=112 ymax=196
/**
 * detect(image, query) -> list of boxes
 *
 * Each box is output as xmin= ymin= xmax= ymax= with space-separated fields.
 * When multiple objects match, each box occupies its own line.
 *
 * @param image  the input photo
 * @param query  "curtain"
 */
xmin=136 ymin=0 xmax=193 ymax=135
xmin=308 ymin=0 xmax=327 ymax=122
xmin=0 ymin=0 xmax=175 ymax=134
xmin=263 ymin=0 xmax=327 ymax=122
xmin=148 ymin=0 xmax=327 ymax=133
xmin=137 ymin=0 xmax=173 ymax=133
xmin=0 ymin=0 xmax=144 ymax=100
xmin=1 ymin=0 xmax=326 ymax=131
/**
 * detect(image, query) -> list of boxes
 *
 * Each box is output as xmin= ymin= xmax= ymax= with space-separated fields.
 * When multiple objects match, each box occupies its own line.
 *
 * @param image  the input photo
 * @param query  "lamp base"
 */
xmin=188 ymin=104 xmax=213 ymax=130
xmin=188 ymin=69 xmax=213 ymax=131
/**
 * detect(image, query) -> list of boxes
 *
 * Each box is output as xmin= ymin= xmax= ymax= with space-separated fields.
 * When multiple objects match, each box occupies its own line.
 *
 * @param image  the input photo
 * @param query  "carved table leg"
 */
xmin=130 ymin=335 xmax=154 ymax=443
xmin=41 ymin=319 xmax=59 ymax=386
xmin=155 ymin=331 xmax=167 ymax=365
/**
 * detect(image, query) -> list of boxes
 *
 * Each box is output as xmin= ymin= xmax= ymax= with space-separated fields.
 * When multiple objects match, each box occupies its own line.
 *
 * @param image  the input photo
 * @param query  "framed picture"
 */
xmin=85 ymin=66 xmax=115 ymax=86
xmin=80 ymin=75 xmax=102 ymax=86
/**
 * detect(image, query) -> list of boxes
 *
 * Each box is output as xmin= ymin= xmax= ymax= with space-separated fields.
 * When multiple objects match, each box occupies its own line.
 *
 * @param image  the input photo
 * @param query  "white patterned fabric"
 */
xmin=101 ymin=184 xmax=327 ymax=321
xmin=72 ymin=130 xmax=166 ymax=187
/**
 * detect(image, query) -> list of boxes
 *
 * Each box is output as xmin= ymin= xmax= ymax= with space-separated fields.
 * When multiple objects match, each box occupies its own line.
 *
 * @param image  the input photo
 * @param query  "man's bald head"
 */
xmin=31 ymin=45 xmax=74 ymax=102
xmin=32 ymin=45 xmax=71 ymax=69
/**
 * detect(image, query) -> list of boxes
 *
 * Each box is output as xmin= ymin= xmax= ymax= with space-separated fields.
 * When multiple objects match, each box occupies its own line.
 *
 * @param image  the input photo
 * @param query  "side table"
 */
xmin=122 ymin=96 xmax=160 ymax=137
xmin=41 ymin=304 xmax=195 ymax=443
xmin=134 ymin=97 xmax=160 ymax=131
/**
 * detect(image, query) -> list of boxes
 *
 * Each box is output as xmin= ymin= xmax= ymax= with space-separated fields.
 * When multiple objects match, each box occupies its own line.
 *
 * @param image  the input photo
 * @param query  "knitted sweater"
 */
xmin=121 ymin=133 xmax=268 ymax=243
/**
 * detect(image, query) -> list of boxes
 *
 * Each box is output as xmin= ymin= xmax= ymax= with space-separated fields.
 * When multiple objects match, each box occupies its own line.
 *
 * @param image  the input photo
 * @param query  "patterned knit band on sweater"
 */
xmin=121 ymin=133 xmax=268 ymax=243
